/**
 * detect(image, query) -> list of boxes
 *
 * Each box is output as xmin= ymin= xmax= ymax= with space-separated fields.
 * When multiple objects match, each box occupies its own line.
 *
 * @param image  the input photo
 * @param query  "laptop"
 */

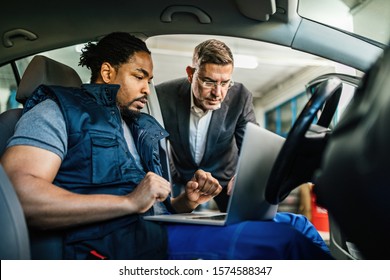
xmin=144 ymin=122 xmax=285 ymax=226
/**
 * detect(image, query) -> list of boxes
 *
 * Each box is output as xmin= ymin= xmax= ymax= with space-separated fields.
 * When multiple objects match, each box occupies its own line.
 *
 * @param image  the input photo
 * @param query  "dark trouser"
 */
xmin=63 ymin=216 xmax=167 ymax=260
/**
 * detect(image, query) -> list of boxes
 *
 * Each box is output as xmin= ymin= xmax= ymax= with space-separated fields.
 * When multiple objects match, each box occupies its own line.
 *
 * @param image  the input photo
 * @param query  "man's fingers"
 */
xmin=186 ymin=180 xmax=198 ymax=191
xmin=198 ymin=180 xmax=221 ymax=195
xmin=156 ymin=193 xmax=169 ymax=202
xmin=209 ymin=184 xmax=222 ymax=197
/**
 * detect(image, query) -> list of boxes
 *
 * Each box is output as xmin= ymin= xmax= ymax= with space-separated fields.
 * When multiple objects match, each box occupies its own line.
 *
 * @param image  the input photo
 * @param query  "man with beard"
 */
xmin=1 ymin=32 xmax=331 ymax=260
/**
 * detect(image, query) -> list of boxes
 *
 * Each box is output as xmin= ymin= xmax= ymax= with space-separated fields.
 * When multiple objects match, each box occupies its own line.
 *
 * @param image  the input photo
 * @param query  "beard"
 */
xmin=119 ymin=96 xmax=147 ymax=122
xmin=120 ymin=106 xmax=141 ymax=123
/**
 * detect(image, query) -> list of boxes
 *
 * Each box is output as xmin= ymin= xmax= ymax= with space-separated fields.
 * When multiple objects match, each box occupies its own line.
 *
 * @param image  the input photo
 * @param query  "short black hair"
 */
xmin=79 ymin=32 xmax=151 ymax=82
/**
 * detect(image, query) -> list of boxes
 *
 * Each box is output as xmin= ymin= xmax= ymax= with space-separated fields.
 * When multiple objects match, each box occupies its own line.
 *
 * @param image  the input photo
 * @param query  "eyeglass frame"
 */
xmin=189 ymin=66 xmax=234 ymax=89
xmin=196 ymin=76 xmax=234 ymax=89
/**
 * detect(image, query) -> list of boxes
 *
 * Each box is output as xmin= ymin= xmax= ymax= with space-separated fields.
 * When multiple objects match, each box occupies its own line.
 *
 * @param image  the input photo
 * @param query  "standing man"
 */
xmin=156 ymin=39 xmax=257 ymax=211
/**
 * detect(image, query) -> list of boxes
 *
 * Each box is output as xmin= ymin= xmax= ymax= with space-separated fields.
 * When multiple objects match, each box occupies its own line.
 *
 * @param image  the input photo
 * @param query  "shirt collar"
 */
xmin=190 ymin=91 xmax=209 ymax=118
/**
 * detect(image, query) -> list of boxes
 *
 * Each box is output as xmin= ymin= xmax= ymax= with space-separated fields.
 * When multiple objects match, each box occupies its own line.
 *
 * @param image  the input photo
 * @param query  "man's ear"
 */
xmin=186 ymin=66 xmax=195 ymax=83
xmin=100 ymin=62 xmax=115 ymax=83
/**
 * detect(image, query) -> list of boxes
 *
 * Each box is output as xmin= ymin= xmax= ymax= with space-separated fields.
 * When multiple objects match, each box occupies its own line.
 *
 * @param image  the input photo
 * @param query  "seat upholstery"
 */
xmin=0 ymin=55 xmax=82 ymax=156
xmin=16 ymin=55 xmax=83 ymax=104
xmin=0 ymin=55 xmax=82 ymax=259
xmin=0 ymin=164 xmax=31 ymax=259
xmin=0 ymin=108 xmax=22 ymax=156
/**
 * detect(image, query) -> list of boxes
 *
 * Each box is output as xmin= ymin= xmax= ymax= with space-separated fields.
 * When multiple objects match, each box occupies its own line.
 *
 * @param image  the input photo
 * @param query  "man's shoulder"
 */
xmin=24 ymin=98 xmax=60 ymax=115
xmin=35 ymin=84 xmax=81 ymax=95
xmin=155 ymin=78 xmax=190 ymax=111
xmin=22 ymin=99 xmax=65 ymax=129
xmin=24 ymin=84 xmax=81 ymax=110
xmin=230 ymin=81 xmax=250 ymax=95
xmin=225 ymin=82 xmax=253 ymax=102
xmin=136 ymin=113 xmax=169 ymax=138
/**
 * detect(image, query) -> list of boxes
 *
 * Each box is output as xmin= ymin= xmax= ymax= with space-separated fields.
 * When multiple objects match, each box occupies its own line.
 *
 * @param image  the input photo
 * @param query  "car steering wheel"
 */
xmin=265 ymin=76 xmax=344 ymax=205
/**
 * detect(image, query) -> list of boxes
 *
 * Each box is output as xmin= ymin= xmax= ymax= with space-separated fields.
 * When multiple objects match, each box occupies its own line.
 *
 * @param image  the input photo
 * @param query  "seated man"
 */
xmin=1 ymin=32 xmax=331 ymax=260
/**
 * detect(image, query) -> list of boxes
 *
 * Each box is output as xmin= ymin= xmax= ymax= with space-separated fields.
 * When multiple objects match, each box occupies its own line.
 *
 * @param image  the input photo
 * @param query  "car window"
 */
xmin=0 ymin=64 xmax=20 ymax=113
xmin=1 ymin=34 xmax=359 ymax=133
xmin=298 ymin=0 xmax=390 ymax=46
xmin=146 ymin=34 xmax=359 ymax=131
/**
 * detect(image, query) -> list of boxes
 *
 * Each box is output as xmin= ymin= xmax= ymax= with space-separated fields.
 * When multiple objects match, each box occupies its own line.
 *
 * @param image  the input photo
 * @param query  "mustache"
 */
xmin=123 ymin=96 xmax=148 ymax=108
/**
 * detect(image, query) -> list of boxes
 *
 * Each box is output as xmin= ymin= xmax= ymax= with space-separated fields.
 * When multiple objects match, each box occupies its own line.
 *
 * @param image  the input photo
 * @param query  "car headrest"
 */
xmin=16 ymin=55 xmax=83 ymax=104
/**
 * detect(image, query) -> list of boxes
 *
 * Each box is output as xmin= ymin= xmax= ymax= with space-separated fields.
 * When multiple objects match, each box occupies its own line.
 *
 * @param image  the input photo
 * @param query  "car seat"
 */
xmin=0 ymin=109 xmax=22 ymax=156
xmin=315 ymin=44 xmax=390 ymax=259
xmin=0 ymin=163 xmax=30 ymax=259
xmin=0 ymin=55 xmax=82 ymax=259
xmin=0 ymin=55 xmax=83 ymax=156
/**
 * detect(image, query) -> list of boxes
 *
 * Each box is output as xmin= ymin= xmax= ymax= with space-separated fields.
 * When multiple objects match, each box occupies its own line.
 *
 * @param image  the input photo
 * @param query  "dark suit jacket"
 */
xmin=156 ymin=77 xmax=257 ymax=197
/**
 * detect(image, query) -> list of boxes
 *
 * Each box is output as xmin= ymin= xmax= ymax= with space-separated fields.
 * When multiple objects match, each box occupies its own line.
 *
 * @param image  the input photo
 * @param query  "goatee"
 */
xmin=120 ymin=107 xmax=141 ymax=123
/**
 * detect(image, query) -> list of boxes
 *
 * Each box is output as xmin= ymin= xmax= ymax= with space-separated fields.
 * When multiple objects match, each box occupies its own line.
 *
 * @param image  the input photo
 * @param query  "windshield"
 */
xmin=298 ymin=0 xmax=390 ymax=46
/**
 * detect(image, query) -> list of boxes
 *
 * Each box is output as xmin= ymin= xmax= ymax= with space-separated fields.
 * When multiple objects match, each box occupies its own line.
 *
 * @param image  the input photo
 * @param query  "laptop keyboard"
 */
xmin=189 ymin=214 xmax=227 ymax=220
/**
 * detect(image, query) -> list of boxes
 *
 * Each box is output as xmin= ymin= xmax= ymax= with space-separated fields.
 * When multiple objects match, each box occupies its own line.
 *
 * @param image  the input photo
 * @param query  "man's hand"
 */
xmin=126 ymin=172 xmax=171 ymax=213
xmin=227 ymin=175 xmax=236 ymax=195
xmin=185 ymin=169 xmax=222 ymax=205
xmin=171 ymin=169 xmax=222 ymax=213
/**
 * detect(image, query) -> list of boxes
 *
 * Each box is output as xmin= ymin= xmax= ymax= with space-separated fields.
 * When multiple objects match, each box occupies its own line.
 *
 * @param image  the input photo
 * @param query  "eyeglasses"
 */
xmin=197 ymin=77 xmax=234 ymax=89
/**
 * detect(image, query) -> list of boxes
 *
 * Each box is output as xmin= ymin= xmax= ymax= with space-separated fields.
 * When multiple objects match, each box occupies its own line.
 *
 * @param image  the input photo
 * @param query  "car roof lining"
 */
xmin=0 ymin=0 xmax=384 ymax=71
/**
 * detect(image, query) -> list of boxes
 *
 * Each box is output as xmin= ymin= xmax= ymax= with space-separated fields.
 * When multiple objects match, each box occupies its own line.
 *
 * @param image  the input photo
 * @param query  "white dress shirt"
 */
xmin=189 ymin=92 xmax=213 ymax=165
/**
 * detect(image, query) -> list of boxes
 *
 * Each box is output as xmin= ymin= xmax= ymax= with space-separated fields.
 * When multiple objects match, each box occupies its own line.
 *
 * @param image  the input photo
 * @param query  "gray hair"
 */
xmin=192 ymin=39 xmax=234 ymax=70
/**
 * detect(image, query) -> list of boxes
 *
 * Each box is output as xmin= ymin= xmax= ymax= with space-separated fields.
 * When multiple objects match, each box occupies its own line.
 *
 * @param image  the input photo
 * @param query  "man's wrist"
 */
xmin=171 ymin=193 xmax=199 ymax=213
xmin=184 ymin=197 xmax=199 ymax=211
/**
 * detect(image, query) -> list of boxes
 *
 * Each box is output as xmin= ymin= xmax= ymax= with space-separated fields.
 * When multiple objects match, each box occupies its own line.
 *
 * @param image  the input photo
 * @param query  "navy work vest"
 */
xmin=24 ymin=83 xmax=170 ymax=259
